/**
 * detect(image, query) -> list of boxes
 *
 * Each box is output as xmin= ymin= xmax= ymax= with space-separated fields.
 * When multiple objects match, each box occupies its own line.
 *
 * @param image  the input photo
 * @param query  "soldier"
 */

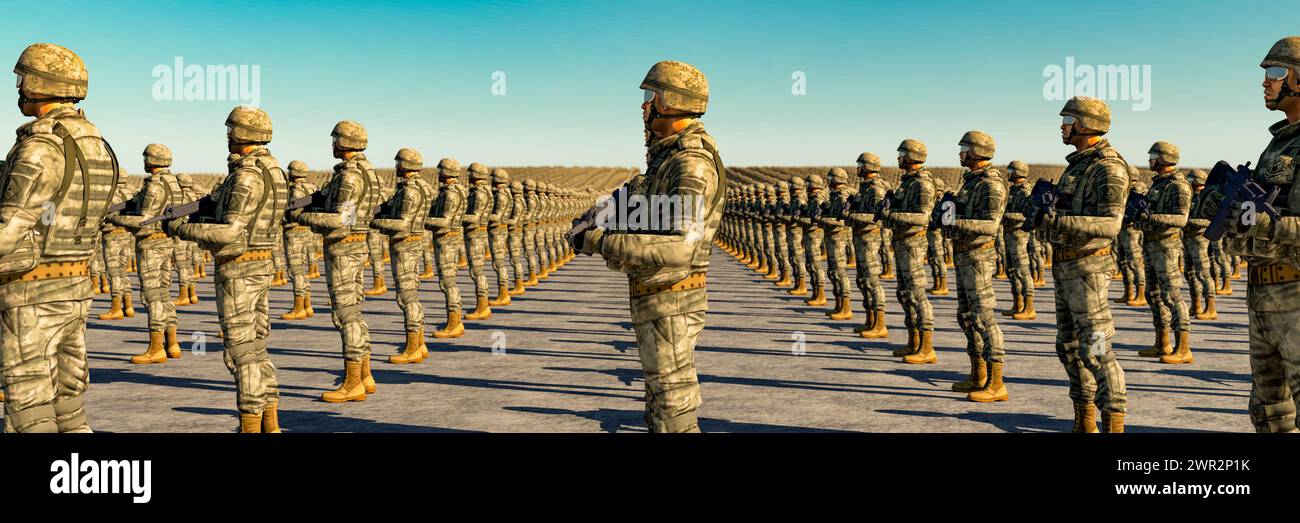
xmin=1000 ymin=161 xmax=1037 ymax=319
xmin=487 ymin=168 xmax=517 ymax=305
xmin=280 ymin=160 xmax=318 ymax=320
xmin=426 ymin=158 xmax=467 ymax=338
xmin=99 ymin=176 xmax=136 ymax=320
xmin=371 ymin=148 xmax=435 ymax=363
xmin=172 ymin=173 xmax=200 ymax=306
xmin=1184 ymin=168 xmax=1217 ymax=320
xmin=522 ymin=178 xmax=542 ymax=286
xmin=462 ymin=162 xmax=494 ymax=319
xmin=0 ymin=43 xmax=117 ymax=432
xmin=800 ymin=175 xmax=829 ymax=306
xmin=848 ymin=153 xmax=890 ymax=338
xmin=1198 ymin=37 xmax=1300 ymax=432
xmin=1131 ymin=141 xmax=1194 ymax=364
xmin=757 ymin=184 xmax=777 ymax=278
xmin=784 ymin=176 xmax=809 ymax=295
xmin=363 ymin=166 xmax=394 ymax=296
xmin=294 ymin=120 xmax=383 ymax=402
xmin=770 ymin=181 xmax=792 ymax=287
xmin=1038 ymin=96 xmax=1130 ymax=432
xmin=110 ymin=144 xmax=184 ymax=363
xmin=169 ymin=105 xmax=287 ymax=432
xmin=882 ymin=139 xmax=937 ymax=363
xmin=507 ymin=179 xmax=528 ymax=295
xmin=819 ymin=168 xmax=854 ymax=320
xmin=571 ymin=60 xmax=723 ymax=433
xmin=927 ymin=176 xmax=950 ymax=296
xmin=1116 ymin=170 xmax=1149 ymax=306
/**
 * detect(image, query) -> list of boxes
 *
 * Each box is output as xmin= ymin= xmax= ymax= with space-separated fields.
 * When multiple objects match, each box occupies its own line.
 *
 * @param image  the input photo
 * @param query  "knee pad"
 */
xmin=227 ymin=339 xmax=270 ymax=367
xmin=7 ymin=403 xmax=58 ymax=433
xmin=53 ymin=395 xmax=88 ymax=432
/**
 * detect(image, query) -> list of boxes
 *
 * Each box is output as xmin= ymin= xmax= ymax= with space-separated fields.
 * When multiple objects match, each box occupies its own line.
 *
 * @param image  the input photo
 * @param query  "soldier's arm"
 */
xmin=174 ymin=169 xmax=261 ymax=248
xmin=109 ymin=182 xmax=164 ymax=229
xmin=0 ymin=142 xmax=62 ymax=256
xmin=1002 ymin=192 xmax=1027 ymax=228
xmin=1186 ymin=194 xmax=1211 ymax=229
xmin=1146 ymin=182 xmax=1191 ymax=228
xmin=954 ymin=179 xmax=1006 ymax=235
xmin=593 ymin=153 xmax=715 ymax=269
xmin=887 ymin=179 xmax=935 ymax=226
xmin=298 ymin=169 xmax=360 ymax=231
xmin=1052 ymin=162 xmax=1126 ymax=239
xmin=426 ymin=189 xmax=462 ymax=229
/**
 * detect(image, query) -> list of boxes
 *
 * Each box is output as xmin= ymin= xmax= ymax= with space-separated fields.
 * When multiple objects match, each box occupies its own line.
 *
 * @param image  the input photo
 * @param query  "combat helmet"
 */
xmin=1188 ymin=169 xmax=1208 ymax=186
xmin=807 ymin=174 xmax=825 ymax=191
xmin=14 ymin=43 xmax=88 ymax=102
xmin=1148 ymin=141 xmax=1180 ymax=167
xmin=492 ymin=168 xmax=510 ymax=184
xmin=640 ymin=60 xmax=709 ymax=116
xmin=395 ymin=148 xmax=422 ymax=172
xmin=144 ymin=144 xmax=172 ymax=167
xmin=437 ymin=158 xmax=461 ymax=179
xmin=226 ymin=105 xmax=272 ymax=144
xmin=331 ymin=121 xmax=367 ymax=150
xmin=1007 ymin=160 xmax=1029 ymax=179
xmin=776 ymin=179 xmax=789 ymax=195
xmin=1060 ymin=96 xmax=1111 ymax=134
xmin=177 ymin=173 xmax=194 ymax=188
xmin=827 ymin=167 xmax=850 ymax=187
xmin=524 ymin=178 xmax=537 ymax=191
xmin=856 ymin=152 xmax=882 ymax=173
xmin=790 ymin=176 xmax=805 ymax=191
xmin=288 ymin=160 xmax=309 ymax=178
xmin=468 ymin=162 xmax=490 ymax=181
xmin=959 ymin=130 xmax=996 ymax=160
xmin=897 ymin=139 xmax=927 ymax=164
xmin=510 ymin=180 xmax=523 ymax=192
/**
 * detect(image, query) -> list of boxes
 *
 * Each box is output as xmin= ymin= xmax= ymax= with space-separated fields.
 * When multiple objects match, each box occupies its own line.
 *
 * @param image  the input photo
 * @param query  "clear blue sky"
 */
xmin=1 ymin=0 xmax=1292 ymax=172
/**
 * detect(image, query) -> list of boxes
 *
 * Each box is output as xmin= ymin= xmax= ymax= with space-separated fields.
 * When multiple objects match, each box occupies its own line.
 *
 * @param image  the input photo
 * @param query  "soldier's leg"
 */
xmin=1065 ymin=271 xmax=1126 ymax=417
xmin=490 ymin=230 xmax=510 ymax=290
xmin=1247 ymin=294 xmax=1300 ymax=432
xmin=1143 ymin=242 xmax=1171 ymax=333
xmin=1160 ymin=244 xmax=1191 ymax=333
xmin=633 ymin=310 xmax=705 ymax=433
xmin=104 ymin=233 xmax=128 ymax=299
xmin=469 ymin=232 xmax=490 ymax=299
xmin=955 ymin=262 xmax=981 ymax=357
xmin=288 ymin=233 xmax=310 ymax=297
xmin=973 ymin=257 xmax=1005 ymax=364
xmin=787 ymin=227 xmax=805 ymax=284
xmin=326 ymin=248 xmax=371 ymax=363
xmin=139 ymin=238 xmax=175 ymax=333
xmin=271 ymin=232 xmax=286 ymax=280
xmin=1054 ymin=274 xmax=1097 ymax=408
xmin=907 ymin=236 xmax=935 ymax=333
xmin=392 ymin=239 xmax=425 ymax=333
xmin=216 ymin=266 xmax=278 ymax=420
xmin=2 ymin=302 xmax=71 ymax=432
xmin=509 ymin=230 xmax=526 ymax=291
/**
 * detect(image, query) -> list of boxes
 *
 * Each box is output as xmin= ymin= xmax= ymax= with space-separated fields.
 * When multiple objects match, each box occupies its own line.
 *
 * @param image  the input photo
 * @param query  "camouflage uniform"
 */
xmin=427 ymin=159 xmax=467 ymax=338
xmin=1 ymin=44 xmax=117 ymax=432
xmin=280 ymin=160 xmax=318 ymax=320
xmin=1137 ymin=143 xmax=1193 ymax=363
xmin=800 ymin=176 xmax=829 ymax=306
xmin=364 ymin=170 xmax=394 ymax=295
xmin=173 ymin=106 xmax=287 ymax=431
xmin=926 ymin=176 xmax=949 ymax=295
xmin=522 ymin=179 xmax=542 ymax=285
xmin=487 ymin=168 xmax=516 ymax=304
xmin=784 ymin=177 xmax=808 ymax=295
xmin=172 ymin=173 xmax=200 ymax=306
xmin=848 ymin=153 xmax=889 ymax=337
xmin=1117 ymin=175 xmax=1148 ymax=306
xmin=771 ymin=181 xmax=792 ymax=286
xmin=372 ymin=149 xmax=436 ymax=363
xmin=883 ymin=139 xmax=936 ymax=362
xmin=819 ymin=168 xmax=854 ymax=319
xmin=1184 ymin=169 xmax=1216 ymax=319
xmin=462 ymin=163 xmax=493 ymax=319
xmin=98 ymin=177 xmax=135 ymax=320
xmin=507 ymin=180 xmax=527 ymax=294
xmin=1002 ymin=161 xmax=1036 ymax=319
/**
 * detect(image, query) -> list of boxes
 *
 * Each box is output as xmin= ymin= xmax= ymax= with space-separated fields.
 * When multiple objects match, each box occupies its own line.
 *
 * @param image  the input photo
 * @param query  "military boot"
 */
xmin=524 ymin=271 xmax=539 ymax=287
xmin=1127 ymin=285 xmax=1147 ymax=306
xmin=804 ymin=286 xmax=827 ymax=306
xmin=774 ymin=271 xmax=792 ymax=287
xmin=1033 ymin=269 xmax=1046 ymax=287
xmin=1217 ymin=278 xmax=1233 ymax=296
xmin=365 ymin=274 xmax=388 ymax=296
xmin=929 ymin=275 xmax=949 ymax=296
xmin=262 ymin=402 xmax=282 ymax=433
xmin=489 ymin=285 xmax=512 ymax=306
xmin=123 ymin=293 xmax=136 ymax=317
xmin=281 ymin=296 xmax=308 ymax=320
xmin=131 ymin=331 xmax=168 ymax=364
xmin=945 ymin=253 xmax=954 ymax=269
xmin=860 ymin=310 xmax=889 ymax=339
xmin=433 ymin=311 xmax=465 ymax=338
xmin=309 ymin=262 xmax=321 ymax=279
xmin=1189 ymin=294 xmax=1202 ymax=320
xmin=173 ymin=284 xmax=192 ymax=306
xmin=1113 ymin=283 xmax=1131 ymax=304
xmin=1012 ymin=296 xmax=1037 ymax=320
xmin=99 ymin=274 xmax=110 ymax=294
xmin=1100 ymin=412 xmax=1125 ymax=433
xmin=828 ymin=296 xmax=853 ymax=320
xmin=418 ymin=265 xmax=434 ymax=280
xmin=1196 ymin=295 xmax=1218 ymax=320
xmin=98 ymin=296 xmax=125 ymax=320
xmin=853 ymin=309 xmax=875 ymax=333
xmin=880 ymin=267 xmax=895 ymax=280
xmin=466 ymin=296 xmax=492 ymax=320
xmin=1073 ymin=402 xmax=1099 ymax=433
xmin=968 ymin=362 xmax=1009 ymax=402
xmin=390 ymin=329 xmax=427 ymax=364
xmin=892 ymin=329 xmax=919 ymax=356
xmin=951 ymin=355 xmax=987 ymax=392
xmin=903 ymin=330 xmax=937 ymax=364
xmin=361 ymin=355 xmax=377 ymax=394
xmin=756 ymin=260 xmax=770 ymax=275
xmin=763 ymin=263 xmax=779 ymax=280
xmin=1231 ymin=264 xmax=1242 ymax=280
xmin=995 ymin=265 xmax=1008 ymax=279
xmin=239 ymin=413 xmax=263 ymax=433
xmin=321 ymin=360 xmax=367 ymax=403
xmin=786 ymin=277 xmax=808 ymax=296
xmin=510 ymin=278 xmax=526 ymax=296
xmin=165 ymin=325 xmax=182 ymax=359
xmin=1001 ymin=295 xmax=1022 ymax=317
xmin=303 ymin=291 xmax=315 ymax=318
xmin=1139 ymin=330 xmax=1173 ymax=357
xmin=1160 ymin=331 xmax=1194 ymax=365
xmin=188 ymin=284 xmax=199 ymax=304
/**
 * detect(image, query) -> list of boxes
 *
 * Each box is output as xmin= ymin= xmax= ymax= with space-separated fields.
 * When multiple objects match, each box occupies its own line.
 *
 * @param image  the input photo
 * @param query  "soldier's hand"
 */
xmin=1229 ymin=203 xmax=1274 ymax=239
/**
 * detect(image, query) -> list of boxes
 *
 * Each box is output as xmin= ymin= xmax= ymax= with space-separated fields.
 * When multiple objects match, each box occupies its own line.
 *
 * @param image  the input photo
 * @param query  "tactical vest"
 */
xmin=404 ymin=177 xmax=435 ymax=234
xmin=638 ymin=124 xmax=727 ymax=272
xmin=1145 ymin=171 xmax=1189 ymax=236
xmin=465 ymin=183 xmax=489 ymax=223
xmin=953 ymin=167 xmax=1004 ymax=246
xmin=492 ymin=186 xmax=513 ymax=226
xmin=331 ymin=155 xmax=382 ymax=233
xmin=890 ymin=169 xmax=933 ymax=235
xmin=137 ymin=171 xmax=186 ymax=236
xmin=210 ymin=150 xmax=288 ymax=252
xmin=1230 ymin=119 xmax=1300 ymax=260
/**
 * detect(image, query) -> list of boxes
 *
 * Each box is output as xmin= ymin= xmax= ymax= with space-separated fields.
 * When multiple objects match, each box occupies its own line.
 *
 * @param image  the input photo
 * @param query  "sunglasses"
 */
xmin=1266 ymin=66 xmax=1290 ymax=82
xmin=1062 ymin=115 xmax=1077 ymax=126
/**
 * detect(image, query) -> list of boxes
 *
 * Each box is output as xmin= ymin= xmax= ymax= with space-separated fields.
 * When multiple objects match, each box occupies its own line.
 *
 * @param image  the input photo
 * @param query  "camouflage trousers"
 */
xmin=270 ymin=229 xmax=286 ymax=274
xmin=285 ymin=227 xmax=314 ymax=297
xmin=1183 ymin=236 xmax=1212 ymax=306
xmin=102 ymin=229 xmax=133 ymax=299
xmin=90 ymin=240 xmax=103 ymax=281
xmin=880 ymin=228 xmax=894 ymax=274
xmin=214 ymin=258 xmax=279 ymax=415
xmin=1143 ymin=237 xmax=1190 ymax=332
xmin=956 ymin=250 xmax=1005 ymax=362
xmin=465 ymin=228 xmax=490 ymax=298
xmin=1209 ymin=239 xmax=1228 ymax=283
xmin=853 ymin=229 xmax=885 ymax=312
xmin=434 ymin=232 xmax=464 ymax=315
xmin=762 ymin=223 xmax=775 ymax=268
xmin=927 ymin=230 xmax=946 ymax=281
xmin=489 ymin=226 xmax=513 ymax=288
xmin=390 ymin=234 xmax=426 ymax=332
xmin=424 ymin=235 xmax=436 ymax=276
xmin=1052 ymin=257 xmax=1127 ymax=414
xmin=1027 ymin=234 xmax=1042 ymax=276
xmin=528 ymin=226 xmax=547 ymax=275
xmin=324 ymin=239 xmax=371 ymax=362
xmin=367 ymin=230 xmax=389 ymax=280
xmin=2 ymin=298 xmax=92 ymax=433
xmin=1004 ymin=229 xmax=1033 ymax=300
xmin=173 ymin=238 xmax=194 ymax=288
xmin=826 ymin=229 xmax=851 ymax=299
xmin=508 ymin=228 xmax=526 ymax=282
xmin=1246 ymin=275 xmax=1300 ymax=432
xmin=136 ymin=236 xmax=176 ymax=332
xmin=893 ymin=232 xmax=934 ymax=332
xmin=1119 ymin=233 xmax=1146 ymax=288
xmin=632 ymin=308 xmax=705 ymax=433
xmin=547 ymin=224 xmax=561 ymax=263
xmin=803 ymin=227 xmax=826 ymax=291
xmin=786 ymin=224 xmax=805 ymax=282
xmin=772 ymin=223 xmax=788 ymax=277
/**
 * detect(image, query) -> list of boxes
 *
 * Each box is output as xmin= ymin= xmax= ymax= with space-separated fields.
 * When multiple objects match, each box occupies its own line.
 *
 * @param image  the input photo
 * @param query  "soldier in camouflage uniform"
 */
xmin=819 ymin=168 xmax=854 ymax=320
xmin=1184 ymin=168 xmax=1216 ymax=320
xmin=0 ymin=44 xmax=117 ymax=432
xmin=1116 ymin=170 xmax=1148 ymax=306
xmin=522 ymin=178 xmax=542 ymax=286
xmin=280 ymin=160 xmax=318 ymax=320
xmin=1001 ymin=160 xmax=1037 ymax=320
xmin=1132 ymin=142 xmax=1194 ymax=364
xmin=926 ymin=176 xmax=950 ymax=296
xmin=571 ymin=60 xmax=724 ymax=433
xmin=295 ymin=120 xmax=383 ymax=402
xmin=170 ymin=105 xmax=288 ymax=432
xmin=427 ymin=158 xmax=467 ymax=338
xmin=800 ymin=175 xmax=829 ymax=307
xmin=172 ymin=173 xmax=200 ymax=306
xmin=1209 ymin=232 xmax=1233 ymax=296
xmin=848 ymin=153 xmax=890 ymax=338
xmin=364 ymin=167 xmax=394 ymax=297
xmin=372 ymin=148 xmax=435 ymax=364
xmin=462 ymin=163 xmax=494 ymax=319
xmin=110 ymin=144 xmax=185 ymax=363
xmin=882 ymin=139 xmax=937 ymax=363
xmin=771 ymin=180 xmax=793 ymax=287
xmin=487 ymin=168 xmax=516 ymax=305
xmin=759 ymin=184 xmax=778 ymax=279
xmin=98 ymin=176 xmax=136 ymax=320
xmin=784 ymin=176 xmax=809 ymax=295
xmin=1036 ymin=96 xmax=1130 ymax=433
xmin=507 ymin=179 xmax=528 ymax=295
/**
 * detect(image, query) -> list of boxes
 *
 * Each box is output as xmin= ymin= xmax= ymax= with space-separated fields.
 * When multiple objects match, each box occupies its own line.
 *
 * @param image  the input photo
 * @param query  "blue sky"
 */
xmin=1 ymin=0 xmax=1292 ymax=172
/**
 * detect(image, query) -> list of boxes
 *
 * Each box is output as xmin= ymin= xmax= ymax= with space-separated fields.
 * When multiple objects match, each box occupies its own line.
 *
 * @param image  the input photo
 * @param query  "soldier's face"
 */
xmin=1263 ymin=66 xmax=1299 ymax=110
xmin=1060 ymin=116 xmax=1077 ymax=144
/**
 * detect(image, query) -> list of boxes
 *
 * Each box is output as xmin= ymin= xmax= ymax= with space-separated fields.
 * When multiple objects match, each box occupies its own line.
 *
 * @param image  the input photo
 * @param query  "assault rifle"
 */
xmin=1204 ymin=160 xmax=1281 ymax=241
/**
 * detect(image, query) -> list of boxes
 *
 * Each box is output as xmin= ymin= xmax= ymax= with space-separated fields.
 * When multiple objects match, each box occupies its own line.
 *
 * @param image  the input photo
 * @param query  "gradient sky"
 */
xmin=1 ymin=0 xmax=1292 ymax=173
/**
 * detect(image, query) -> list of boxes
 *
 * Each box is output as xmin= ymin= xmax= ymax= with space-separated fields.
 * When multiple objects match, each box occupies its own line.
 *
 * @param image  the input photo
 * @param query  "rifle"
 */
xmin=1021 ymin=179 xmax=1059 ymax=232
xmin=106 ymin=199 xmax=139 ymax=215
xmin=1204 ymin=160 xmax=1281 ymax=241
xmin=929 ymin=192 xmax=956 ymax=232
xmin=1123 ymin=189 xmax=1151 ymax=225
xmin=873 ymin=190 xmax=894 ymax=223
xmin=140 ymin=195 xmax=217 ymax=226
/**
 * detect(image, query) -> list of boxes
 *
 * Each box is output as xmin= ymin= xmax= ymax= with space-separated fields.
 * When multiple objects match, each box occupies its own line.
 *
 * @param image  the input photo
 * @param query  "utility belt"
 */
xmin=332 ymin=233 xmax=369 ymax=245
xmin=224 ymin=249 xmax=272 ymax=264
xmin=1054 ymin=246 xmax=1111 ymax=263
xmin=1249 ymin=263 xmax=1300 ymax=286
xmin=895 ymin=229 xmax=925 ymax=241
xmin=438 ymin=229 xmax=461 ymax=238
xmin=630 ymin=272 xmax=707 ymax=298
xmin=1143 ymin=229 xmax=1182 ymax=243
xmin=0 ymin=261 xmax=89 ymax=285
xmin=143 ymin=232 xmax=169 ymax=241
xmin=399 ymin=233 xmax=426 ymax=243
xmin=106 ymin=227 xmax=129 ymax=236
xmin=853 ymin=226 xmax=880 ymax=235
xmin=957 ymin=241 xmax=993 ymax=254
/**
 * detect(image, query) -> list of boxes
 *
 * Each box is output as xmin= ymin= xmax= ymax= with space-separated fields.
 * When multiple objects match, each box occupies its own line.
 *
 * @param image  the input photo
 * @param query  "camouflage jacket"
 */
xmin=463 ymin=181 xmax=490 ymax=229
xmin=509 ymin=188 xmax=527 ymax=230
xmin=111 ymin=169 xmax=183 ymax=238
xmin=1047 ymin=139 xmax=1129 ymax=274
xmin=1221 ymin=119 xmax=1300 ymax=259
xmin=819 ymin=189 xmax=852 ymax=233
xmin=285 ymin=178 xmax=319 ymax=235
xmin=296 ymin=153 xmax=379 ymax=240
xmin=1003 ymin=180 xmax=1031 ymax=233
xmin=1185 ymin=188 xmax=1212 ymax=236
xmin=372 ymin=174 xmax=435 ymax=239
xmin=1141 ymin=169 xmax=1191 ymax=239
xmin=426 ymin=179 xmax=466 ymax=236
xmin=884 ymin=168 xmax=935 ymax=238
xmin=488 ymin=184 xmax=513 ymax=227
xmin=799 ymin=191 xmax=828 ymax=229
xmin=951 ymin=165 xmax=1007 ymax=252
xmin=848 ymin=176 xmax=888 ymax=233
xmin=174 ymin=147 xmax=287 ymax=260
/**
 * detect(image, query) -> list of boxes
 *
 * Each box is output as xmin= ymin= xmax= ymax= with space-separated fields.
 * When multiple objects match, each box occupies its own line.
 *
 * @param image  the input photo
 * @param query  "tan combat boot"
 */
xmin=418 ymin=265 xmax=433 ymax=280
xmin=1217 ymin=279 xmax=1233 ymax=296
xmin=100 ymin=274 xmax=111 ymax=294
xmin=763 ymin=263 xmax=779 ymax=280
xmin=1073 ymin=403 xmax=1099 ymax=433
xmin=281 ymin=296 xmax=307 ymax=320
xmin=951 ymin=355 xmax=987 ymax=392
xmin=1127 ymin=285 xmax=1147 ymax=306
xmin=131 ymin=331 xmax=168 ymax=364
xmin=1160 ymin=331 xmax=1194 ymax=364
xmin=1012 ymin=296 xmax=1037 ymax=320
xmin=510 ymin=279 xmax=526 ymax=296
xmin=188 ymin=284 xmax=199 ymax=304
xmin=805 ymin=287 xmax=827 ymax=306
xmin=828 ymin=296 xmax=853 ymax=320
xmin=853 ymin=309 xmax=876 ymax=334
xmin=929 ymin=275 xmax=949 ymax=296
xmin=860 ymin=310 xmax=889 ymax=339
xmin=321 ymin=360 xmax=367 ymax=403
xmin=123 ymin=293 xmax=136 ymax=317
xmin=390 ymin=329 xmax=427 ymax=364
xmin=1113 ymin=283 xmax=1131 ymax=304
xmin=433 ymin=311 xmax=465 ymax=338
xmin=239 ymin=413 xmax=263 ymax=433
xmin=364 ymin=274 xmax=387 ymax=296
xmin=1033 ymin=269 xmax=1046 ymax=287
xmin=361 ymin=355 xmax=376 ymax=394
xmin=1231 ymin=264 xmax=1242 ymax=280
xmin=309 ymin=262 xmax=321 ymax=279
xmin=1189 ymin=294 xmax=1202 ymax=320
xmin=524 ymin=271 xmax=539 ymax=287
xmin=786 ymin=277 xmax=808 ymax=296
xmin=892 ymin=328 xmax=918 ymax=356
xmin=165 ymin=325 xmax=182 ymax=359
xmin=1139 ymin=330 xmax=1173 ymax=357
xmin=880 ymin=268 xmax=895 ymax=280
xmin=98 ymin=296 xmax=125 ymax=320
xmin=466 ymin=296 xmax=493 ymax=320
xmin=262 ymin=402 xmax=282 ymax=433
xmin=1001 ymin=295 xmax=1022 ymax=317
xmin=968 ymin=362 xmax=1009 ymax=402
xmin=1196 ymin=295 xmax=1218 ymax=320
xmin=489 ymin=285 xmax=512 ymax=306
xmin=1101 ymin=411 xmax=1125 ymax=433
xmin=173 ymin=284 xmax=192 ymax=306
xmin=774 ymin=271 xmax=792 ymax=287
xmin=903 ymin=330 xmax=937 ymax=364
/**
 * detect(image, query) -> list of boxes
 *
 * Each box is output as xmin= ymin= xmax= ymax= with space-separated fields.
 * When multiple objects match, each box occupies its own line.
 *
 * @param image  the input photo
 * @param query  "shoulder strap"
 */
xmin=51 ymin=122 xmax=93 ymax=244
